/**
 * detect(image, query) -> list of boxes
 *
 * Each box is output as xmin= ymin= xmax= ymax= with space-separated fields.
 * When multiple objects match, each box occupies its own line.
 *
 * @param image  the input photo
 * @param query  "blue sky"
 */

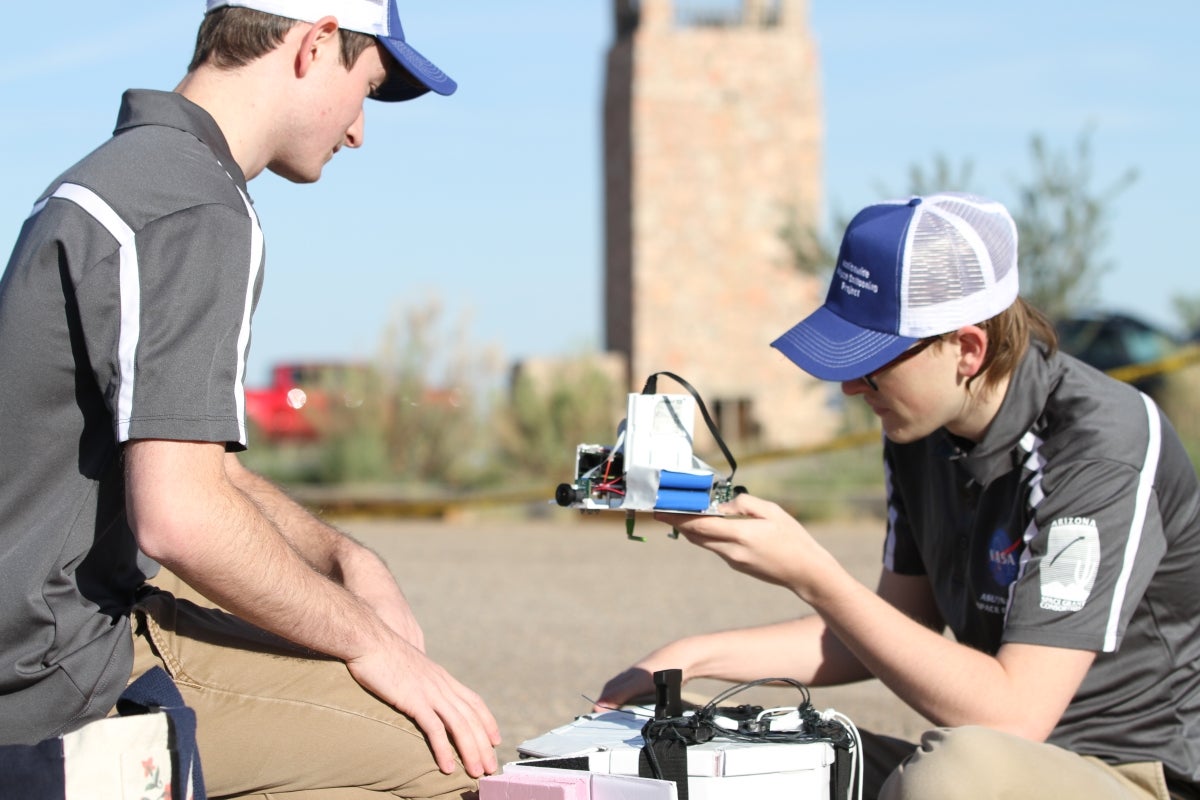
xmin=3 ymin=2 xmax=1197 ymax=386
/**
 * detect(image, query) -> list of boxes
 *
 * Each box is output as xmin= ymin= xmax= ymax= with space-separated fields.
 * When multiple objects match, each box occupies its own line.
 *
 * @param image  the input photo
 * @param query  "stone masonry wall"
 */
xmin=604 ymin=0 xmax=836 ymax=450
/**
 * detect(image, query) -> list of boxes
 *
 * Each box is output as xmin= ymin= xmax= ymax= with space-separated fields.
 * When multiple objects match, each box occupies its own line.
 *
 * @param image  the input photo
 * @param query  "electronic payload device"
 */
xmin=509 ymin=671 xmax=863 ymax=800
xmin=553 ymin=373 xmax=744 ymax=538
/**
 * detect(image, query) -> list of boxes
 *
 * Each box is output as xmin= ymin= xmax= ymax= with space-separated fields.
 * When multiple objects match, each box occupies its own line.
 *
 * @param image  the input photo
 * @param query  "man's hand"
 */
xmin=660 ymin=493 xmax=836 ymax=595
xmin=346 ymin=634 xmax=501 ymax=777
xmin=594 ymin=665 xmax=655 ymax=712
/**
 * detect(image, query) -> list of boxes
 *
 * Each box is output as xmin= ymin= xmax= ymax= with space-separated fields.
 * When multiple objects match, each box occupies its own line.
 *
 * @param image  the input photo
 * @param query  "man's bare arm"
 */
xmin=595 ymin=554 xmax=943 ymax=710
xmin=224 ymin=452 xmax=424 ymax=649
xmin=674 ymin=494 xmax=1096 ymax=741
xmin=125 ymin=438 xmax=498 ymax=775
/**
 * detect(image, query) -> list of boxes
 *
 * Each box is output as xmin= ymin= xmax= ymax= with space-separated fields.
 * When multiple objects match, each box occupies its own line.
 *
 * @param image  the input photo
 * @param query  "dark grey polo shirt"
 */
xmin=884 ymin=343 xmax=1200 ymax=785
xmin=0 ymin=90 xmax=264 ymax=744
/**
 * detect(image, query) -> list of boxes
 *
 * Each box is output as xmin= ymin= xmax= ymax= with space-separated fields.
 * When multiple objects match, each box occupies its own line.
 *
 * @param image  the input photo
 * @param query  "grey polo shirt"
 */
xmin=884 ymin=343 xmax=1200 ymax=785
xmin=0 ymin=89 xmax=264 ymax=744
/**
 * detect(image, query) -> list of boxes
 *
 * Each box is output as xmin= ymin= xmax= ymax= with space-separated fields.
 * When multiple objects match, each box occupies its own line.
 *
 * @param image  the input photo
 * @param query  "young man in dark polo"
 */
xmin=597 ymin=193 xmax=1200 ymax=800
xmin=0 ymin=2 xmax=499 ymax=796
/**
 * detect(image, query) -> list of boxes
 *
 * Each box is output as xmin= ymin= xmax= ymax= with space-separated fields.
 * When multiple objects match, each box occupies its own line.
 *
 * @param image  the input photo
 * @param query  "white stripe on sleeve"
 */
xmin=230 ymin=186 xmax=263 ymax=447
xmin=49 ymin=183 xmax=140 ymax=442
xmin=1102 ymin=394 xmax=1162 ymax=652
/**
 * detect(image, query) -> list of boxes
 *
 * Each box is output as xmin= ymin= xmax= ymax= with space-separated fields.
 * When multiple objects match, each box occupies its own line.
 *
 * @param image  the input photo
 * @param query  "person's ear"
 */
xmin=955 ymin=325 xmax=989 ymax=379
xmin=294 ymin=16 xmax=341 ymax=79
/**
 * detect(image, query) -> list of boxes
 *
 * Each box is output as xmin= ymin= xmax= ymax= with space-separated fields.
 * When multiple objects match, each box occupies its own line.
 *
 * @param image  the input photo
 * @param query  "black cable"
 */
xmin=638 ymin=371 xmax=738 ymax=483
xmin=637 ymin=677 xmax=855 ymax=753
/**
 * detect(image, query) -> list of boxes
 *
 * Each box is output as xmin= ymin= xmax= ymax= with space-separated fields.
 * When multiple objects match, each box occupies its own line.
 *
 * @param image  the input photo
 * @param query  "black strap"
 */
xmin=638 ymin=736 xmax=689 ymax=799
xmin=638 ymin=669 xmax=690 ymax=799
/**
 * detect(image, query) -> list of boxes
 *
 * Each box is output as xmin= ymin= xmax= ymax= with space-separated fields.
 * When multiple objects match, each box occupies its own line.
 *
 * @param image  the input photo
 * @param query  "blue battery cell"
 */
xmin=655 ymin=488 xmax=711 ymax=512
xmin=658 ymin=470 xmax=714 ymax=491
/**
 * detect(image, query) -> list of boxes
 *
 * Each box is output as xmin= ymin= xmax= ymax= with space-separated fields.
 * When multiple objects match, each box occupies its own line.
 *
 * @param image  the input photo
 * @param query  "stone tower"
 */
xmin=603 ymin=0 xmax=833 ymax=450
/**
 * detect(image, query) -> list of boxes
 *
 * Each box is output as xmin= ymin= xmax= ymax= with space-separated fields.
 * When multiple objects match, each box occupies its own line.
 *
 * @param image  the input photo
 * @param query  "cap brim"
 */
xmin=375 ymin=37 xmax=457 ymax=102
xmin=770 ymin=305 xmax=919 ymax=382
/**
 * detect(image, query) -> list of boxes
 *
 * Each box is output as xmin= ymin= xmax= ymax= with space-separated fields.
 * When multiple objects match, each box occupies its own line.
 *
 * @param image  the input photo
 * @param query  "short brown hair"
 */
xmin=188 ymin=7 xmax=377 ymax=73
xmin=971 ymin=297 xmax=1059 ymax=390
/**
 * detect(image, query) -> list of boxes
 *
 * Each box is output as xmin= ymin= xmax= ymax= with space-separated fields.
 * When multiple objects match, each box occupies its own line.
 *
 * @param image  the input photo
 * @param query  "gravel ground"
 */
xmin=344 ymin=511 xmax=931 ymax=766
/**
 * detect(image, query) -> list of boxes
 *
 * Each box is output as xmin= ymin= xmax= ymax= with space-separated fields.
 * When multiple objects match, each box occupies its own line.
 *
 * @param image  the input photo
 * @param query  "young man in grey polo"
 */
xmin=596 ymin=193 xmax=1200 ymax=799
xmin=0 ymin=2 xmax=500 ymax=796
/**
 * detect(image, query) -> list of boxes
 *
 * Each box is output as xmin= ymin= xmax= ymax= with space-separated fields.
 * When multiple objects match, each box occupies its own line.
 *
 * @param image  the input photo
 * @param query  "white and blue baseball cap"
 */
xmin=771 ymin=193 xmax=1020 ymax=382
xmin=205 ymin=0 xmax=457 ymax=102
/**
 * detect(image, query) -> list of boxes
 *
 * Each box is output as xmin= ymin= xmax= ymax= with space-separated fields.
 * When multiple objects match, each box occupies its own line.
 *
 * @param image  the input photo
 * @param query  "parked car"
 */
xmin=1054 ymin=311 xmax=1183 ymax=398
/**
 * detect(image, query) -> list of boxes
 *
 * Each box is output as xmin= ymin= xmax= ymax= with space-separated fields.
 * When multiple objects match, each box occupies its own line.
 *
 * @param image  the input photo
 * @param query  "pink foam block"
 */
xmin=479 ymin=770 xmax=591 ymax=800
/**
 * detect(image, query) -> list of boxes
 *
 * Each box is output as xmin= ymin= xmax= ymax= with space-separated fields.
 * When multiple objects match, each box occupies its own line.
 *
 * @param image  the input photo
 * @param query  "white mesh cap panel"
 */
xmin=905 ymin=212 xmax=988 ymax=306
xmin=898 ymin=193 xmax=1019 ymax=337
xmin=937 ymin=195 xmax=1018 ymax=284
xmin=206 ymin=0 xmax=388 ymax=36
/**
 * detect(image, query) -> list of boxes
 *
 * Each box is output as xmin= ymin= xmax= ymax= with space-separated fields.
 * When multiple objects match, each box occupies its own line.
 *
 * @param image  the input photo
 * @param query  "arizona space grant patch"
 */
xmin=1039 ymin=517 xmax=1101 ymax=612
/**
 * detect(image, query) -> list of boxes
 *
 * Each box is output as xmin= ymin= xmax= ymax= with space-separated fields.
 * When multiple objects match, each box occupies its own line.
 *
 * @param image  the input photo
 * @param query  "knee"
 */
xmin=879 ymin=727 xmax=1010 ymax=800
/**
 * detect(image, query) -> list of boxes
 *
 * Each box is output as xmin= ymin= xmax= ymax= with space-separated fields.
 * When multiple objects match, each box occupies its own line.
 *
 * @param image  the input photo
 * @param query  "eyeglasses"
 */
xmin=859 ymin=337 xmax=940 ymax=391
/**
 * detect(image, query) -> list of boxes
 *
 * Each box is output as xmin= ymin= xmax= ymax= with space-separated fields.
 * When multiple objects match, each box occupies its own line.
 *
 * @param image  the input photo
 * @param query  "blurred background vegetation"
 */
xmin=244 ymin=129 xmax=1200 ymax=521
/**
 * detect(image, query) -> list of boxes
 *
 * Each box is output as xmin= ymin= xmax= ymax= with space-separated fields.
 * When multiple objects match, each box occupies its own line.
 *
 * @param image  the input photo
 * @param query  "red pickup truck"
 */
xmin=244 ymin=362 xmax=371 ymax=441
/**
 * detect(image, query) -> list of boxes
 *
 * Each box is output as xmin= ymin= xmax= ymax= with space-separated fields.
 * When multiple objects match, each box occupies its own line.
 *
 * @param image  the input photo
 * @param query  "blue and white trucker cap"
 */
xmin=771 ymin=193 xmax=1019 ymax=382
xmin=205 ymin=0 xmax=457 ymax=101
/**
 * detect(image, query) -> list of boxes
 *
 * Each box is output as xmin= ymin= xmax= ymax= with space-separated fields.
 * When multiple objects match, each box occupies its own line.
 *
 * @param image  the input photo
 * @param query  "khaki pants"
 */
xmin=131 ymin=587 xmax=477 ymax=800
xmin=862 ymin=727 xmax=1191 ymax=800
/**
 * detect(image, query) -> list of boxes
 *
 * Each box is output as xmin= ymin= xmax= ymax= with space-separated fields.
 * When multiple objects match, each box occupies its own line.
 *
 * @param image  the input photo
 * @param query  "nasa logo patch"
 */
xmin=987 ymin=528 xmax=1021 ymax=587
